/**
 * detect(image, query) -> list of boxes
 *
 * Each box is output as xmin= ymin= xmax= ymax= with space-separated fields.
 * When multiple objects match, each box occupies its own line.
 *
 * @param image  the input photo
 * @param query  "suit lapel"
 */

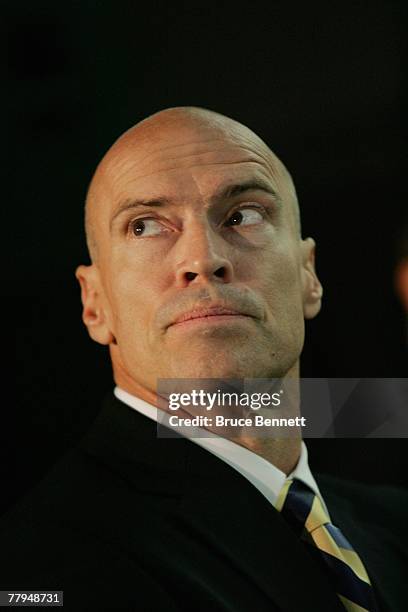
xmin=80 ymin=394 xmax=345 ymax=611
xmin=317 ymin=474 xmax=407 ymax=612
xmin=178 ymin=445 xmax=346 ymax=611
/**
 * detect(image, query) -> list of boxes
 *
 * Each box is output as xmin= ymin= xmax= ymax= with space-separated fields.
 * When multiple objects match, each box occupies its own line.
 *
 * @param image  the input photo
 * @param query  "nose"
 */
xmin=174 ymin=219 xmax=234 ymax=287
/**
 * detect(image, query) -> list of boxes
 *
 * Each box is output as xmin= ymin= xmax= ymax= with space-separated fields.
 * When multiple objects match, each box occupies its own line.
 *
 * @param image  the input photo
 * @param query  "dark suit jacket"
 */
xmin=0 ymin=393 xmax=407 ymax=611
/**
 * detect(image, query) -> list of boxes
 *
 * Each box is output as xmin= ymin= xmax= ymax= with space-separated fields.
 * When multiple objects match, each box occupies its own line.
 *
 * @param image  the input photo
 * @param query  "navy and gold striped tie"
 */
xmin=276 ymin=478 xmax=378 ymax=612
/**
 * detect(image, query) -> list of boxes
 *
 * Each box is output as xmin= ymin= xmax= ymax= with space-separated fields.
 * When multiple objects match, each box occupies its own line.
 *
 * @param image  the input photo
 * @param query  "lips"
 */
xmin=171 ymin=306 xmax=250 ymax=326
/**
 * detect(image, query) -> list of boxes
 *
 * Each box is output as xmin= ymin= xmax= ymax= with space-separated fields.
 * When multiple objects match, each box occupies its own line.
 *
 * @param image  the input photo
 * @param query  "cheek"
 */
xmin=105 ymin=256 xmax=166 ymax=338
xmin=111 ymin=240 xmax=172 ymax=291
xmin=245 ymin=240 xmax=302 ymax=294
xmin=250 ymin=244 xmax=304 ymax=323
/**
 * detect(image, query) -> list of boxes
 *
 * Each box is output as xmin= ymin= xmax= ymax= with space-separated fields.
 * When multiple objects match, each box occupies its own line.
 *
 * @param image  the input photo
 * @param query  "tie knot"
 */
xmin=276 ymin=478 xmax=330 ymax=535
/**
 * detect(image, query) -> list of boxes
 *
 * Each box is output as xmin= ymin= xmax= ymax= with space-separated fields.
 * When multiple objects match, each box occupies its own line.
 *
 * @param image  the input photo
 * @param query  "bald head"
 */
xmin=76 ymin=104 xmax=322 ymax=406
xmin=84 ymin=107 xmax=301 ymax=263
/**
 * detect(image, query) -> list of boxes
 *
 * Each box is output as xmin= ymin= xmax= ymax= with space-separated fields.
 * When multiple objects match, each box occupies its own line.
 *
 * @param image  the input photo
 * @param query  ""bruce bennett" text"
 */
xmin=167 ymin=415 xmax=307 ymax=428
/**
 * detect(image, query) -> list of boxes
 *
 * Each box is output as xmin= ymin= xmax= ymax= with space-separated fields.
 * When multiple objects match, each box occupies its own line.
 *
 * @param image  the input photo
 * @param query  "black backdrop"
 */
xmin=5 ymin=1 xmax=408 ymax=514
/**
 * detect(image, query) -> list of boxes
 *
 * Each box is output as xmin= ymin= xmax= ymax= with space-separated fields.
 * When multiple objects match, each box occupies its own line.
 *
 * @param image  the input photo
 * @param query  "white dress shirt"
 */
xmin=114 ymin=386 xmax=329 ymax=514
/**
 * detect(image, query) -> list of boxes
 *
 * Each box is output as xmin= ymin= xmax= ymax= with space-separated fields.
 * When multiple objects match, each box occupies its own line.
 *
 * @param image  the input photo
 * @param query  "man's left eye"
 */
xmin=225 ymin=208 xmax=264 ymax=227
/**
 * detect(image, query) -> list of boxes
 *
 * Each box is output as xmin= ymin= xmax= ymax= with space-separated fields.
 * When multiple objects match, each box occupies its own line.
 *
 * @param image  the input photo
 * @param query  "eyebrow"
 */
xmin=110 ymin=178 xmax=282 ymax=231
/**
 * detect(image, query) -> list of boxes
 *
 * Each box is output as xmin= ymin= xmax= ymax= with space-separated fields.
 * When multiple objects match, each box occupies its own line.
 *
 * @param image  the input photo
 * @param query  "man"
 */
xmin=1 ymin=107 xmax=407 ymax=611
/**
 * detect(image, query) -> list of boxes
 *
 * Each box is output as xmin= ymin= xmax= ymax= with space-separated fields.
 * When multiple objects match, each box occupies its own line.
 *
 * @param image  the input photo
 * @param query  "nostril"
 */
xmin=184 ymin=267 xmax=227 ymax=282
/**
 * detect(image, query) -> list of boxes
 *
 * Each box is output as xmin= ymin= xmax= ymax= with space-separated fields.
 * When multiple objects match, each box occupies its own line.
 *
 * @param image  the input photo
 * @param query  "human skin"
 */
xmin=395 ymin=259 xmax=408 ymax=312
xmin=76 ymin=107 xmax=323 ymax=473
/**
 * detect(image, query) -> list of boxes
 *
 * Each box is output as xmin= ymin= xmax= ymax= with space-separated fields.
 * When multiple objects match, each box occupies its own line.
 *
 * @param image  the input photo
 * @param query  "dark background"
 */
xmin=5 ymin=1 xmax=408 ymax=514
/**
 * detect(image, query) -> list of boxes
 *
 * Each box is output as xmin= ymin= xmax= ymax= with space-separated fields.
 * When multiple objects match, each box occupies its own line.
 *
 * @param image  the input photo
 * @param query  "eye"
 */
xmin=129 ymin=218 xmax=168 ymax=237
xmin=225 ymin=207 xmax=264 ymax=227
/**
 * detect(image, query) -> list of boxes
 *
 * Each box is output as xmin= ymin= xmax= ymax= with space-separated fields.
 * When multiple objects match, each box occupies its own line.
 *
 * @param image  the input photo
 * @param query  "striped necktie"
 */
xmin=276 ymin=478 xmax=378 ymax=612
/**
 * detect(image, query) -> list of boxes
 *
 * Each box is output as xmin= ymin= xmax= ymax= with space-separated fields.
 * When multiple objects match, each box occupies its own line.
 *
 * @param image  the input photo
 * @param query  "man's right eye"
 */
xmin=129 ymin=218 xmax=167 ymax=237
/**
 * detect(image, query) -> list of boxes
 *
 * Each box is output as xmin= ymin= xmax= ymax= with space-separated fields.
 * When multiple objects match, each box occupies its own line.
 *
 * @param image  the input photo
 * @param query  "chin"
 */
xmin=165 ymin=347 xmax=285 ymax=381
xmin=161 ymin=327 xmax=302 ymax=381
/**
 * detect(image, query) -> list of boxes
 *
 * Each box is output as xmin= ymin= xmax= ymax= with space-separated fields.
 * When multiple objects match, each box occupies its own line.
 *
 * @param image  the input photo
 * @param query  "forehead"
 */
xmin=100 ymin=124 xmax=287 ymax=206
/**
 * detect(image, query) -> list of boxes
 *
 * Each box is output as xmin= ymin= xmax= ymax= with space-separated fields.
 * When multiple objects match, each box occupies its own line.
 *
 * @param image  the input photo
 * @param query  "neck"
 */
xmin=228 ymin=363 xmax=302 ymax=474
xmin=231 ymin=436 xmax=302 ymax=475
xmin=112 ymin=354 xmax=302 ymax=475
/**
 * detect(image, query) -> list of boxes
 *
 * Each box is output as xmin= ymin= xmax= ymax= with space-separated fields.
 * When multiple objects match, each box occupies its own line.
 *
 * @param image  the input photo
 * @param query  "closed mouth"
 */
xmin=170 ymin=307 xmax=252 ymax=327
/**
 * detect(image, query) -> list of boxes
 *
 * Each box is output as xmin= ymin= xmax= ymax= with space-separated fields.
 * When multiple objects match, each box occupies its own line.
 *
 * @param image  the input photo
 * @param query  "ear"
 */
xmin=300 ymin=237 xmax=323 ymax=320
xmin=75 ymin=264 xmax=116 ymax=345
xmin=395 ymin=259 xmax=408 ymax=312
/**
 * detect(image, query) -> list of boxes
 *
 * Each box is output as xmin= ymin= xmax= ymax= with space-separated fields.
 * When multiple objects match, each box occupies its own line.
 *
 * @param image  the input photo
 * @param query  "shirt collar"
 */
xmin=114 ymin=386 xmax=329 ymax=514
